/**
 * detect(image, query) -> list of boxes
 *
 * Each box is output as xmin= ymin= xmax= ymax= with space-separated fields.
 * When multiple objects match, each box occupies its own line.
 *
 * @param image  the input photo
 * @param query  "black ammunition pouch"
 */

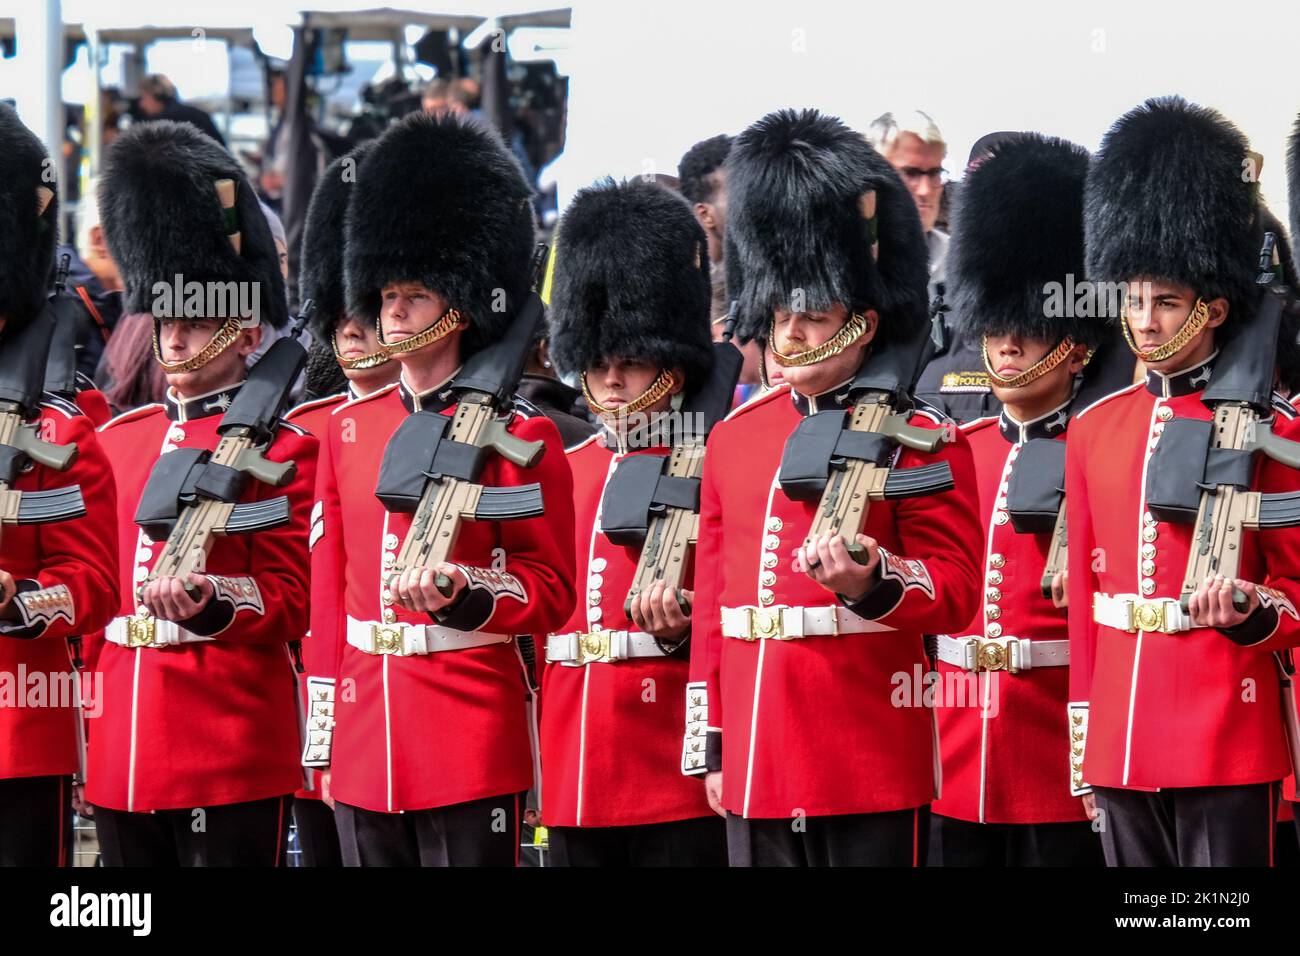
xmin=375 ymin=411 xmax=496 ymax=513
xmin=1144 ymin=418 xmax=1254 ymax=523
xmin=778 ymin=410 xmax=893 ymax=501
xmin=134 ymin=447 xmax=234 ymax=538
xmin=0 ymin=441 xmax=28 ymax=485
xmin=1005 ymin=439 xmax=1065 ymax=534
xmin=600 ymin=454 xmax=701 ymax=546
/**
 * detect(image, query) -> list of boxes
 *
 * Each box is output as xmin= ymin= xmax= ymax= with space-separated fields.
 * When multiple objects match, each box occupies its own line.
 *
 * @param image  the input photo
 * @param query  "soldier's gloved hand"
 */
xmin=141 ymin=573 xmax=214 ymax=622
xmin=792 ymin=531 xmax=880 ymax=602
xmin=390 ymin=563 xmax=467 ymax=614
xmin=1050 ymin=570 xmax=1068 ymax=609
xmin=629 ymin=580 xmax=692 ymax=640
xmin=1187 ymin=574 xmax=1259 ymax=629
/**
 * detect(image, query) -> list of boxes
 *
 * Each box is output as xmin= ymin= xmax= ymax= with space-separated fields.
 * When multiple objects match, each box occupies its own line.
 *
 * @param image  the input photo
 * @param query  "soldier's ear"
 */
xmin=1204 ymin=297 xmax=1230 ymax=328
xmin=1067 ymin=342 xmax=1089 ymax=375
xmin=668 ymin=366 xmax=687 ymax=395
xmin=860 ymin=309 xmax=880 ymax=342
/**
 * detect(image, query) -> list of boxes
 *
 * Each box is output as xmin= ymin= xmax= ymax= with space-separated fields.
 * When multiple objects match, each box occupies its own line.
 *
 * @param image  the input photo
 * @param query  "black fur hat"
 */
xmin=549 ymin=178 xmax=713 ymax=388
xmin=949 ymin=134 xmax=1108 ymax=348
xmin=1259 ymin=203 xmax=1300 ymax=393
xmin=1085 ymin=97 xmax=1262 ymax=325
xmin=344 ymin=111 xmax=536 ymax=356
xmin=299 ymin=141 xmax=374 ymax=342
xmin=0 ymin=104 xmax=58 ymax=331
xmin=724 ymin=108 xmax=930 ymax=346
xmin=100 ymin=120 xmax=289 ymax=329
xmin=302 ymin=342 xmax=351 ymax=401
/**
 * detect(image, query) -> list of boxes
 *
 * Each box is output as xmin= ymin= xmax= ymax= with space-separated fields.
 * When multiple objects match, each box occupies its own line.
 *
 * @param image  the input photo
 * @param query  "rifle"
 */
xmin=133 ymin=304 xmax=314 ymax=598
xmin=1145 ymin=232 xmax=1300 ymax=612
xmin=0 ymin=308 xmax=86 ymax=549
xmin=375 ymin=286 xmax=549 ymax=599
xmin=777 ymin=316 xmax=955 ymax=563
xmin=599 ymin=342 xmax=744 ymax=620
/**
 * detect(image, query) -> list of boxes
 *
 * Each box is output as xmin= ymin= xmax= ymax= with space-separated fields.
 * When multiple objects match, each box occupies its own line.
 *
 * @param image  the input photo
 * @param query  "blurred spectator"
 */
xmin=421 ymin=78 xmax=475 ymax=118
xmin=133 ymin=74 xmax=227 ymax=147
xmin=55 ymin=180 xmax=123 ymax=380
xmin=98 ymin=313 xmax=167 ymax=415
xmin=678 ymin=134 xmax=732 ymax=268
xmin=868 ymin=110 xmax=949 ymax=298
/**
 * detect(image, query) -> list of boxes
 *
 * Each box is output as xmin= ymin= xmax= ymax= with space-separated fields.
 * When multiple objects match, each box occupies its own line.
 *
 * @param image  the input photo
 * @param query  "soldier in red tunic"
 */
xmin=0 ymin=104 xmax=119 ymax=866
xmin=1069 ymin=97 xmax=1300 ymax=866
xmin=309 ymin=112 xmax=576 ymax=866
xmin=685 ymin=109 xmax=982 ymax=866
xmin=928 ymin=133 xmax=1115 ymax=866
xmin=285 ymin=143 xmax=398 ymax=868
xmin=540 ymin=178 xmax=728 ymax=865
xmin=87 ymin=121 xmax=317 ymax=865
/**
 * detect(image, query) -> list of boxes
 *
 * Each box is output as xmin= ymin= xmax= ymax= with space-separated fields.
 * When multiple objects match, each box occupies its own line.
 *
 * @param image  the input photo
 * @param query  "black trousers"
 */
xmin=547 ymin=815 xmax=728 ymax=867
xmin=928 ymin=813 xmax=1104 ymax=867
xmin=725 ymin=805 xmax=928 ymax=867
xmin=292 ymin=797 xmax=342 ymax=868
xmin=0 ymin=775 xmax=71 ymax=866
xmin=94 ymin=794 xmax=292 ymax=867
xmin=335 ymin=791 xmax=524 ymax=867
xmin=1092 ymin=783 xmax=1278 ymax=867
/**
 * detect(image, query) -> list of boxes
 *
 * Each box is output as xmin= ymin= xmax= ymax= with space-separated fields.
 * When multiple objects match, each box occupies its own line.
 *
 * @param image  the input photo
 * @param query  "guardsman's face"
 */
xmin=336 ymin=314 xmax=393 ymax=384
xmin=772 ymin=304 xmax=876 ymax=397
xmin=380 ymin=282 xmax=451 ymax=355
xmin=1124 ymin=278 xmax=1227 ymax=373
xmin=985 ymin=333 xmax=1086 ymax=406
xmin=585 ymin=357 xmax=681 ymax=414
xmin=158 ymin=317 xmax=260 ymax=397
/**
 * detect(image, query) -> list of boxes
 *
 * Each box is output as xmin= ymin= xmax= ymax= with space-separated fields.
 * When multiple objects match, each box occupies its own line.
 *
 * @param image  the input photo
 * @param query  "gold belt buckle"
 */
xmin=969 ymin=637 xmax=1018 ymax=674
xmin=744 ymin=607 xmax=783 ymax=641
xmin=578 ymin=630 xmax=610 ymax=664
xmin=125 ymin=615 xmax=158 ymax=648
xmin=371 ymin=624 xmax=404 ymax=654
xmin=1128 ymin=599 xmax=1170 ymax=634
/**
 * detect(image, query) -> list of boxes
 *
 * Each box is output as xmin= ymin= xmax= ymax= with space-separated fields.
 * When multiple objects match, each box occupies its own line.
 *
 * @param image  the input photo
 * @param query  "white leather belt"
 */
xmin=105 ymin=615 xmax=215 ymax=648
xmin=546 ymin=630 xmax=667 ymax=666
xmin=345 ymin=616 xmax=512 ymax=656
xmin=935 ymin=634 xmax=1068 ymax=673
xmin=720 ymin=604 xmax=894 ymax=640
xmin=1092 ymin=593 xmax=1192 ymax=634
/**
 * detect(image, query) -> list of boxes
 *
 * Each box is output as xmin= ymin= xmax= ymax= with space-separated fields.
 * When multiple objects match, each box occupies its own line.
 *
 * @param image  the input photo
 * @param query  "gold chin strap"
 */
xmin=582 ymin=368 xmax=676 ymax=417
xmin=981 ymin=336 xmax=1077 ymax=389
xmin=376 ymin=308 xmax=463 ymax=356
xmin=1121 ymin=297 xmax=1211 ymax=363
xmin=332 ymin=332 xmax=391 ymax=370
xmin=153 ymin=316 xmax=245 ymax=374
xmin=769 ymin=312 xmax=869 ymax=368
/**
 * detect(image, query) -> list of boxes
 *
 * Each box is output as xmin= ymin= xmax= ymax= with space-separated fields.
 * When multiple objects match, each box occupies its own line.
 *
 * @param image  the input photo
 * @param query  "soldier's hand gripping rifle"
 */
xmin=0 ymin=305 xmax=86 ymax=550
xmin=1145 ymin=232 xmax=1300 ymax=613
xmin=599 ymin=342 xmax=744 ymax=621
xmin=375 ymin=289 xmax=549 ymax=600
xmin=777 ymin=316 xmax=955 ymax=563
xmin=132 ymin=304 xmax=314 ymax=598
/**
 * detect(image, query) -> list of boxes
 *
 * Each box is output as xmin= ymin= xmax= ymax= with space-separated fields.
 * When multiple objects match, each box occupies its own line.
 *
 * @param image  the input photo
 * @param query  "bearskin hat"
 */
xmin=949 ymin=133 xmax=1108 ymax=348
xmin=300 ymin=141 xmax=374 ymax=342
xmin=548 ymin=178 xmax=714 ymax=388
xmin=99 ymin=120 xmax=288 ymax=330
xmin=1085 ymin=97 xmax=1263 ymax=327
xmin=724 ymin=108 xmax=930 ymax=346
xmin=344 ymin=111 xmax=536 ymax=356
xmin=0 ymin=104 xmax=58 ymax=332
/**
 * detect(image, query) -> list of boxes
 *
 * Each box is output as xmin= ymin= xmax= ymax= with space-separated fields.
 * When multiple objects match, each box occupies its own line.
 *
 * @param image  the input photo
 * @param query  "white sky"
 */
xmin=560 ymin=0 xmax=1300 ymax=226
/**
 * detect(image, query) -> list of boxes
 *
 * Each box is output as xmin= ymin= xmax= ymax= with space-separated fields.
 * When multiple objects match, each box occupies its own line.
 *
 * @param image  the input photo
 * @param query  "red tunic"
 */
xmin=687 ymin=384 xmax=982 ymax=818
xmin=0 ymin=395 xmax=119 ymax=779
xmin=284 ymin=392 xmax=349 ymax=802
xmin=310 ymin=380 xmax=576 ymax=813
xmin=1067 ymin=357 xmax=1300 ymax=793
xmin=932 ymin=408 xmax=1088 ymax=824
xmin=86 ymin=386 xmax=317 ymax=811
xmin=540 ymin=433 xmax=715 ymax=828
